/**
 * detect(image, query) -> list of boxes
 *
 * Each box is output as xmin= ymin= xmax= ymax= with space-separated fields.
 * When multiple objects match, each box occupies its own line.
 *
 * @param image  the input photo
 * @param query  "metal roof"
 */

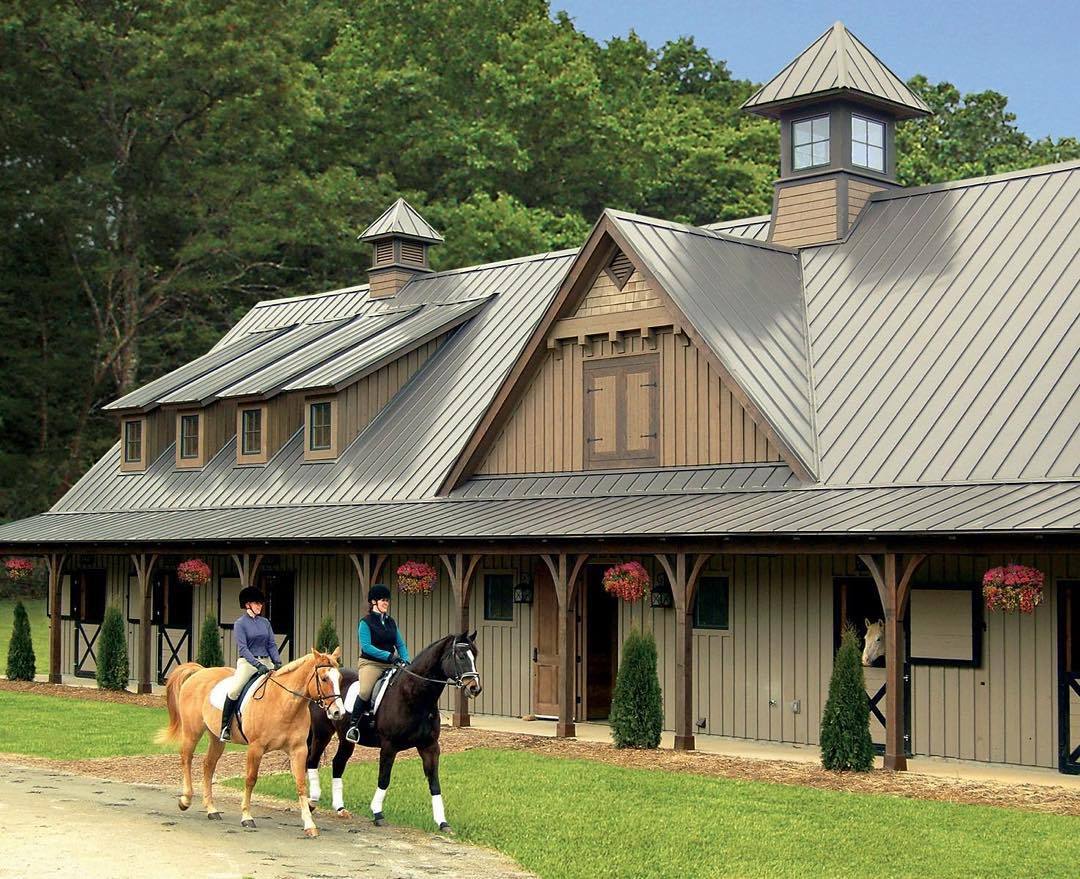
xmin=4 ymin=480 xmax=1077 ymax=547
xmin=704 ymin=216 xmax=771 ymax=242
xmin=608 ymin=210 xmax=818 ymax=476
xmin=280 ymin=297 xmax=490 ymax=393
xmin=803 ymin=160 xmax=1080 ymax=486
xmin=742 ymin=22 xmax=931 ymax=119
xmin=359 ymin=198 xmax=444 ymax=243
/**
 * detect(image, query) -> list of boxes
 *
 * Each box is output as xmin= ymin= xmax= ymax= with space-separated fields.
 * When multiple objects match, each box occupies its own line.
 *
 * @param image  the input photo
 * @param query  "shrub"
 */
xmin=609 ymin=628 xmax=663 ymax=749
xmin=316 ymin=614 xmax=340 ymax=654
xmin=196 ymin=613 xmax=224 ymax=667
xmin=820 ymin=624 xmax=875 ymax=772
xmin=95 ymin=605 xmax=129 ymax=691
xmin=6 ymin=599 xmax=36 ymax=681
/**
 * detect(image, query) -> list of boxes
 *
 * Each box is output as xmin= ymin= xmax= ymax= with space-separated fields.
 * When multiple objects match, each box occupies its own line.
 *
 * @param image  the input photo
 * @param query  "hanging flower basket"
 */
xmin=5 ymin=557 xmax=33 ymax=584
xmin=176 ymin=558 xmax=212 ymax=588
xmin=602 ymin=562 xmax=651 ymax=602
xmin=982 ymin=564 xmax=1045 ymax=614
xmin=397 ymin=561 xmax=438 ymax=595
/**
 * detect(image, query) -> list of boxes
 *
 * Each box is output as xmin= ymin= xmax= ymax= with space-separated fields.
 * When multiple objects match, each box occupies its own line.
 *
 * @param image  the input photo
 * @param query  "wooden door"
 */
xmin=532 ymin=565 xmax=560 ymax=717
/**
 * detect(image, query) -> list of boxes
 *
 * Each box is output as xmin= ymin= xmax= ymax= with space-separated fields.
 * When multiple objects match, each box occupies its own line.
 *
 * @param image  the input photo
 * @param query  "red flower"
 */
xmin=5 ymin=557 xmax=33 ymax=584
xmin=602 ymin=562 xmax=651 ymax=602
xmin=176 ymin=558 xmax=211 ymax=587
xmin=982 ymin=565 xmax=1044 ymax=614
xmin=397 ymin=561 xmax=438 ymax=594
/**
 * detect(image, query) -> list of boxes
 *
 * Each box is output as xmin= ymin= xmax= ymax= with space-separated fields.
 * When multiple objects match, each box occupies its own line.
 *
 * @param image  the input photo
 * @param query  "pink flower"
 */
xmin=176 ymin=558 xmax=211 ymax=587
xmin=602 ymin=562 xmax=651 ymax=602
xmin=396 ymin=561 xmax=438 ymax=594
xmin=5 ymin=557 xmax=33 ymax=583
xmin=982 ymin=565 xmax=1044 ymax=614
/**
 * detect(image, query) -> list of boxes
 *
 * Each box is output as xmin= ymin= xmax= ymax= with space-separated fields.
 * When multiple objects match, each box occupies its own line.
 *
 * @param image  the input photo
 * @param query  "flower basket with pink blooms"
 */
xmin=5 ymin=557 xmax=34 ymax=584
xmin=982 ymin=564 xmax=1045 ymax=614
xmin=602 ymin=562 xmax=651 ymax=602
xmin=176 ymin=558 xmax=212 ymax=588
xmin=397 ymin=561 xmax=438 ymax=595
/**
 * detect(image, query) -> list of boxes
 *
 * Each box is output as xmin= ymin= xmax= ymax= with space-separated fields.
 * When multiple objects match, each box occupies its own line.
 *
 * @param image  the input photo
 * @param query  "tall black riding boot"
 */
xmin=219 ymin=696 xmax=238 ymax=743
xmin=344 ymin=698 xmax=370 ymax=743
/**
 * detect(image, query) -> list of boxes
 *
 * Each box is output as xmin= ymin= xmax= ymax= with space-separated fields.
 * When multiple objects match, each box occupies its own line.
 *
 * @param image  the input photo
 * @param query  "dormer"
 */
xmin=359 ymin=199 xmax=443 ymax=299
xmin=742 ymin=22 xmax=931 ymax=247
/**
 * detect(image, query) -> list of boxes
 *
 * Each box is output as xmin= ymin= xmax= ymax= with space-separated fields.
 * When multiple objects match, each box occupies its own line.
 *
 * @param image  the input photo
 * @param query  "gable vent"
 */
xmin=606 ymin=250 xmax=634 ymax=290
xmin=375 ymin=240 xmax=394 ymax=264
xmin=400 ymin=241 xmax=426 ymax=265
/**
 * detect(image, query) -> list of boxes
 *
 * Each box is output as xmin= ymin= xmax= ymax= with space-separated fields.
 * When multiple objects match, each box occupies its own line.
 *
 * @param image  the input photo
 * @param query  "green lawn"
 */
xmin=0 ymin=597 xmax=48 ymax=672
xmin=240 ymin=752 xmax=1080 ymax=879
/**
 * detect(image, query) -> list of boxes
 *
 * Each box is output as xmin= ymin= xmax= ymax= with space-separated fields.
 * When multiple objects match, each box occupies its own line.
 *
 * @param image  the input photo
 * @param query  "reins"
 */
xmin=397 ymin=640 xmax=480 ymax=692
xmin=252 ymin=662 xmax=341 ymax=707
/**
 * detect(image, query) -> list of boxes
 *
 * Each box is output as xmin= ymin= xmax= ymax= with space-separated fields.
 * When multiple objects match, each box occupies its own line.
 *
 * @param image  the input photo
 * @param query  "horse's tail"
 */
xmin=155 ymin=662 xmax=203 ymax=744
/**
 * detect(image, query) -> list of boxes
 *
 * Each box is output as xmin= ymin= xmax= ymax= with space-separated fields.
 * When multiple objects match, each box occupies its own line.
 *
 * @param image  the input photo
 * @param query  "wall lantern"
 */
xmin=513 ymin=576 xmax=534 ymax=605
xmin=649 ymin=572 xmax=673 ymax=609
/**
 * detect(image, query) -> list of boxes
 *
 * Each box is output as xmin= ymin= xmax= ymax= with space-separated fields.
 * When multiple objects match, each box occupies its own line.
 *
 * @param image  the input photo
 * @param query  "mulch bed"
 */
xmin=4 ymin=679 xmax=1080 ymax=816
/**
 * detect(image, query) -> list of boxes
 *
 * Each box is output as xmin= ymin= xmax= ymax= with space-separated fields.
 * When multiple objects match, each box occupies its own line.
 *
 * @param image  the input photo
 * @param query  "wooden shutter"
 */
xmin=584 ymin=355 xmax=659 ymax=468
xmin=623 ymin=364 xmax=658 ymax=458
xmin=586 ymin=371 xmax=617 ymax=457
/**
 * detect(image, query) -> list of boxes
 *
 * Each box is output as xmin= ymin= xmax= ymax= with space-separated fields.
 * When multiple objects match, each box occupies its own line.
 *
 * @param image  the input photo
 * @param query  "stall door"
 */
xmin=71 ymin=570 xmax=107 ymax=677
xmin=1059 ymin=581 xmax=1080 ymax=773
xmin=261 ymin=572 xmax=295 ymax=662
xmin=153 ymin=571 xmax=193 ymax=684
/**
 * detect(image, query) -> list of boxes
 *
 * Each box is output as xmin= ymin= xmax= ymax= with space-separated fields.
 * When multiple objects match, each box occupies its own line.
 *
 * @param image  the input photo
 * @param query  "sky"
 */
xmin=552 ymin=0 xmax=1079 ymax=140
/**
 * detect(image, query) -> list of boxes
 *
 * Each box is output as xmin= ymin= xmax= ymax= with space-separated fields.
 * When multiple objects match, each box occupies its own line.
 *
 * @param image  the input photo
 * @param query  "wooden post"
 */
xmin=859 ymin=552 xmax=927 ymax=771
xmin=132 ymin=553 xmax=158 ymax=694
xmin=657 ymin=553 xmax=710 ymax=751
xmin=44 ymin=553 xmax=66 ymax=684
xmin=440 ymin=553 xmax=482 ymax=728
xmin=541 ymin=553 xmax=588 ymax=738
xmin=231 ymin=552 xmax=264 ymax=588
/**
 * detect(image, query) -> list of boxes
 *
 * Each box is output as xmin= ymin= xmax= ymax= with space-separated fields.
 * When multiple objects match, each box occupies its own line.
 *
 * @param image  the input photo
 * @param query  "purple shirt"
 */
xmin=233 ymin=613 xmax=281 ymax=666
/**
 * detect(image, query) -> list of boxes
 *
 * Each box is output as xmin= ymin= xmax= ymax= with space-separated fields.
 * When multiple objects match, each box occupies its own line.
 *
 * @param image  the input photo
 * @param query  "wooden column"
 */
xmin=859 ymin=551 xmax=926 ymax=771
xmin=44 ymin=553 xmax=66 ymax=684
xmin=231 ymin=552 xmax=264 ymax=588
xmin=656 ymin=552 xmax=710 ymax=751
xmin=541 ymin=553 xmax=588 ymax=738
xmin=440 ymin=553 xmax=482 ymax=728
xmin=349 ymin=552 xmax=388 ymax=598
xmin=132 ymin=553 xmax=158 ymax=694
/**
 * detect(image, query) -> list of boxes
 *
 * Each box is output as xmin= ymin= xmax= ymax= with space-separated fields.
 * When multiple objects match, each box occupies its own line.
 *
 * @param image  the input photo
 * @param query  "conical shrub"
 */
xmin=316 ymin=614 xmax=340 ymax=654
xmin=95 ymin=605 xmax=129 ymax=691
xmin=6 ymin=599 xmax=36 ymax=681
xmin=196 ymin=613 xmax=223 ymax=667
xmin=609 ymin=628 xmax=663 ymax=749
xmin=820 ymin=624 xmax=875 ymax=771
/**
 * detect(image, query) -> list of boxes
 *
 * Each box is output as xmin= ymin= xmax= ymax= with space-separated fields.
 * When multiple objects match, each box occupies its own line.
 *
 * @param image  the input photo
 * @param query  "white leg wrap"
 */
xmin=307 ymin=768 xmax=321 ymax=801
xmin=332 ymin=777 xmax=345 ymax=811
xmin=371 ymin=786 xmax=387 ymax=814
xmin=432 ymin=794 xmax=446 ymax=827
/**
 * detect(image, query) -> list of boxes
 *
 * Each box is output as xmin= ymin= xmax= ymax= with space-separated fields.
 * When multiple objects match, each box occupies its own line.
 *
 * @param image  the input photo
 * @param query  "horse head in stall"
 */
xmin=862 ymin=618 xmax=885 ymax=667
xmin=157 ymin=646 xmax=344 ymax=837
xmin=306 ymin=631 xmax=480 ymax=831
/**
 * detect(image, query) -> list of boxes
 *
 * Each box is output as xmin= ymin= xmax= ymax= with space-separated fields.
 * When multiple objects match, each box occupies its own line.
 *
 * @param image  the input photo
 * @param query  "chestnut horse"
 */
xmin=157 ymin=647 xmax=345 ymax=837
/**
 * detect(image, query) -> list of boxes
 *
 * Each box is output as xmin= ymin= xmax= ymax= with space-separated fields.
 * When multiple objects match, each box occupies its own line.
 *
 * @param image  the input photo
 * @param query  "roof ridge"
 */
xmin=606 ymin=209 xmax=796 ymax=254
xmin=871 ymin=159 xmax=1080 ymax=202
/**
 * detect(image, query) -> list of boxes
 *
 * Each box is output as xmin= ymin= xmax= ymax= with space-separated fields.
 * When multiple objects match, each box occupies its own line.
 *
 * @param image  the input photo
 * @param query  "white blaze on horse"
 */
xmin=862 ymin=618 xmax=885 ymax=667
xmin=156 ymin=647 xmax=345 ymax=837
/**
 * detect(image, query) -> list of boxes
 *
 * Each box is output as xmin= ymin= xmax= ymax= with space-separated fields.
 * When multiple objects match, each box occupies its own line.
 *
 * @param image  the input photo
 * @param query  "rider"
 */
xmin=219 ymin=586 xmax=282 ymax=742
xmin=344 ymin=584 xmax=409 ymax=743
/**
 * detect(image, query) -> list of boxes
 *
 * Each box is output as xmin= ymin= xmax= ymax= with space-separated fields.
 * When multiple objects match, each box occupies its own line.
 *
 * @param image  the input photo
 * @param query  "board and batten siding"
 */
xmin=770 ymin=179 xmax=839 ymax=247
xmin=478 ymin=330 xmax=784 ymax=474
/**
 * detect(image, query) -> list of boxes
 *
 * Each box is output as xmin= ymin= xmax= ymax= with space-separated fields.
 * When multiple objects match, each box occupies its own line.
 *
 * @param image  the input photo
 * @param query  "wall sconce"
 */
xmin=649 ymin=572 xmax=673 ymax=609
xmin=513 ymin=576 xmax=534 ymax=605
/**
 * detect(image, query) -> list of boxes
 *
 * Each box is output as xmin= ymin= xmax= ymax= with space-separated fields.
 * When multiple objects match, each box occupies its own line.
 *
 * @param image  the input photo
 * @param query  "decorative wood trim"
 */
xmin=45 ymin=553 xmax=67 ymax=683
xmin=236 ymin=403 xmax=270 ymax=465
xmin=548 ymin=305 xmax=674 ymax=347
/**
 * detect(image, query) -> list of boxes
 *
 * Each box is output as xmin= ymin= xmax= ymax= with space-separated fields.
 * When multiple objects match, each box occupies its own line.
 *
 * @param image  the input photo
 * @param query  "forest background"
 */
xmin=2 ymin=0 xmax=1078 ymax=522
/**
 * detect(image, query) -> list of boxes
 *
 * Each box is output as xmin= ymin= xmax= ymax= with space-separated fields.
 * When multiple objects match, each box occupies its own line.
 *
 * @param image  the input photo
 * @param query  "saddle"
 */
xmin=209 ymin=671 xmax=272 ymax=740
xmin=342 ymin=667 xmax=398 ymax=746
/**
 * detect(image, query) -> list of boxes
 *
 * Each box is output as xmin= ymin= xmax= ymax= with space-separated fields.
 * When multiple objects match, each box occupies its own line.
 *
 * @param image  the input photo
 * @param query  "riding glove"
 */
xmin=255 ymin=661 xmax=270 ymax=675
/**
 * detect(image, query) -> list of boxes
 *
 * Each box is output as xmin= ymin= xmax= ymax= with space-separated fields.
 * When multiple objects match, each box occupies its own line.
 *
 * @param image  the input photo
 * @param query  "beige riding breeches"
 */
xmin=225 ymin=656 xmax=271 ymax=699
xmin=357 ymin=657 xmax=391 ymax=700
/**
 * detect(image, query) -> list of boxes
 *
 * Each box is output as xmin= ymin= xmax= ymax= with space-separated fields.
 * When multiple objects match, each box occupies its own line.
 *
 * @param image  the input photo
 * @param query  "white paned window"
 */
xmin=123 ymin=420 xmax=143 ymax=463
xmin=793 ymin=115 xmax=830 ymax=170
xmin=851 ymin=114 xmax=885 ymax=172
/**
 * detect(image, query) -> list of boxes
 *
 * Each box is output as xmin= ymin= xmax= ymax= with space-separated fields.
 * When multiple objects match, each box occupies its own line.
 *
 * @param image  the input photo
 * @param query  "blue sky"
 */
xmin=552 ymin=0 xmax=1079 ymax=139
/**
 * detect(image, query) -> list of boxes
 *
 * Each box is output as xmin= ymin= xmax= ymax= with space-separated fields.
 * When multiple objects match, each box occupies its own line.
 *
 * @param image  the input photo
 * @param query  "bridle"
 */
xmin=399 ymin=640 xmax=481 ymax=693
xmin=255 ymin=662 xmax=342 ymax=709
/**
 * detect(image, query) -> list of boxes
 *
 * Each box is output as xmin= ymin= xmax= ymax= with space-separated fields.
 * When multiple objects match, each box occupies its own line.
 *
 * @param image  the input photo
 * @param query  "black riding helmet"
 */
xmin=367 ymin=583 xmax=391 ymax=603
xmin=238 ymin=586 xmax=266 ymax=608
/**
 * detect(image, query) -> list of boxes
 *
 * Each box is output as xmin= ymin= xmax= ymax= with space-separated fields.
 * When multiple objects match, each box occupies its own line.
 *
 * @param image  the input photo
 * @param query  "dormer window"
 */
xmin=305 ymin=398 xmax=338 ymax=461
xmin=792 ymin=115 xmax=830 ymax=170
xmin=236 ymin=404 xmax=268 ymax=465
xmin=176 ymin=411 xmax=205 ymax=468
xmin=851 ymin=114 xmax=885 ymax=172
xmin=121 ymin=418 xmax=146 ymax=472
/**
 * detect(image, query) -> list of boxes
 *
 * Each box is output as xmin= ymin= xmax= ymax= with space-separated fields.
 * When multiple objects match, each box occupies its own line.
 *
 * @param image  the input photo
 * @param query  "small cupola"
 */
xmin=359 ymin=198 xmax=443 ymax=299
xmin=743 ymin=22 xmax=931 ymax=248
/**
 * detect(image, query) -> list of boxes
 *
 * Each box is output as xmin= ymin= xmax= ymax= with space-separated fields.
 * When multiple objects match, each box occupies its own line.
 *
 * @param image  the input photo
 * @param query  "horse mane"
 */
xmin=275 ymin=652 xmax=313 ymax=675
xmin=409 ymin=633 xmax=457 ymax=674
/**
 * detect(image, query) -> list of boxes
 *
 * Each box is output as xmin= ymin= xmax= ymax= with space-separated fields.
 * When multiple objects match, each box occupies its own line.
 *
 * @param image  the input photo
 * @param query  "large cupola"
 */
xmin=359 ymin=198 xmax=444 ymax=299
xmin=742 ymin=22 xmax=931 ymax=248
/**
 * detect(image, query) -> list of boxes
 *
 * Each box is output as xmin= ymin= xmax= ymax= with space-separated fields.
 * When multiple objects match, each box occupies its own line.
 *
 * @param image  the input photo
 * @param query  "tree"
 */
xmin=820 ymin=625 xmax=874 ymax=772
xmin=196 ymin=614 xmax=224 ymax=668
xmin=316 ymin=613 xmax=340 ymax=655
xmin=609 ymin=628 xmax=663 ymax=748
xmin=6 ymin=600 xmax=36 ymax=681
xmin=95 ymin=606 xmax=129 ymax=691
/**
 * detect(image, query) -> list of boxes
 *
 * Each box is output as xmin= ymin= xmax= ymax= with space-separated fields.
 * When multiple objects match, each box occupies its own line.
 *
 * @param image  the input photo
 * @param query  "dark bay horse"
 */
xmin=306 ymin=631 xmax=481 ymax=831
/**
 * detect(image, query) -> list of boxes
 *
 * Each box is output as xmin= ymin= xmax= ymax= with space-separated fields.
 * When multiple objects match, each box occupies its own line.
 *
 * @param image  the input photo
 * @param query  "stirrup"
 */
xmin=344 ymin=724 xmax=360 ymax=744
xmin=219 ymin=726 xmax=232 ymax=743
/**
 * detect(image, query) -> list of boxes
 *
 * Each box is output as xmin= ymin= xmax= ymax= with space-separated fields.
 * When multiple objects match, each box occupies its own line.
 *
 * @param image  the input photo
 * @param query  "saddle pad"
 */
xmin=342 ymin=669 xmax=395 ymax=714
xmin=209 ymin=672 xmax=270 ymax=717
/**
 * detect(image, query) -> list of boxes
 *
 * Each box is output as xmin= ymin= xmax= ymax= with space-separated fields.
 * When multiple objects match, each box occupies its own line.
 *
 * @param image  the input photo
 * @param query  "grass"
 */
xmin=239 ymin=751 xmax=1080 ymax=879
xmin=0 ymin=597 xmax=48 ymax=673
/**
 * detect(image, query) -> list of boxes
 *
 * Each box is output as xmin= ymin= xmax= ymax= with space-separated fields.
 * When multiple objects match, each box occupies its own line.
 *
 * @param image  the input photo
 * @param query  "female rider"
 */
xmin=345 ymin=584 xmax=410 ymax=743
xmin=219 ymin=585 xmax=281 ymax=742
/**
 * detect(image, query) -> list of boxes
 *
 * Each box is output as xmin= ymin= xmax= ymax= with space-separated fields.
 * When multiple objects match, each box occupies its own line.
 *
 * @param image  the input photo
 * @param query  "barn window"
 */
xmin=241 ymin=408 xmax=262 ymax=456
xmin=305 ymin=397 xmax=338 ymax=460
xmin=584 ymin=354 xmax=659 ymax=469
xmin=908 ymin=585 xmax=982 ymax=667
xmin=73 ymin=570 xmax=107 ymax=624
xmin=121 ymin=418 xmax=145 ymax=471
xmin=693 ymin=576 xmax=729 ymax=629
xmin=483 ymin=573 xmax=514 ymax=621
xmin=179 ymin=414 xmax=200 ymax=459
xmin=793 ymin=114 xmax=830 ymax=170
xmin=309 ymin=402 xmax=332 ymax=450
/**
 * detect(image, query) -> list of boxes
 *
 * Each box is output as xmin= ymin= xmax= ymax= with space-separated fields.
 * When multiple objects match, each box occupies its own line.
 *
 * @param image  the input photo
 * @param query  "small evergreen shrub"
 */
xmin=609 ymin=628 xmax=663 ymax=749
xmin=820 ymin=624 xmax=875 ymax=772
xmin=95 ymin=605 xmax=129 ymax=691
xmin=316 ymin=614 xmax=340 ymax=654
xmin=6 ymin=599 xmax=36 ymax=680
xmin=197 ymin=613 xmax=224 ymax=667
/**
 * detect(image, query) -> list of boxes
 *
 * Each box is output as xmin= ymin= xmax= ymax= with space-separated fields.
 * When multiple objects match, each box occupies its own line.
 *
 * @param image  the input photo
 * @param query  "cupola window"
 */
xmin=792 ymin=115 xmax=830 ymax=170
xmin=851 ymin=114 xmax=885 ymax=172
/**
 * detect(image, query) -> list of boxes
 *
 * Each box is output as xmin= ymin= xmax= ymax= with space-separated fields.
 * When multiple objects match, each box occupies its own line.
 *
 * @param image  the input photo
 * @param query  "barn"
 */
xmin=2 ymin=22 xmax=1078 ymax=774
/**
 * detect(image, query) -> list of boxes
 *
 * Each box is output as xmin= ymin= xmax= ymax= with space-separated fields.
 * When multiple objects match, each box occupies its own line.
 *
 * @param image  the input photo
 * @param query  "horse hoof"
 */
xmin=178 ymin=798 xmax=190 ymax=811
xmin=372 ymin=812 xmax=385 ymax=827
xmin=335 ymin=808 xmax=352 ymax=819
xmin=207 ymin=811 xmax=222 ymax=821
xmin=308 ymin=800 xmax=318 ymax=812
xmin=439 ymin=822 xmax=453 ymax=834
xmin=241 ymin=818 xmax=256 ymax=829
xmin=304 ymin=827 xmax=319 ymax=838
